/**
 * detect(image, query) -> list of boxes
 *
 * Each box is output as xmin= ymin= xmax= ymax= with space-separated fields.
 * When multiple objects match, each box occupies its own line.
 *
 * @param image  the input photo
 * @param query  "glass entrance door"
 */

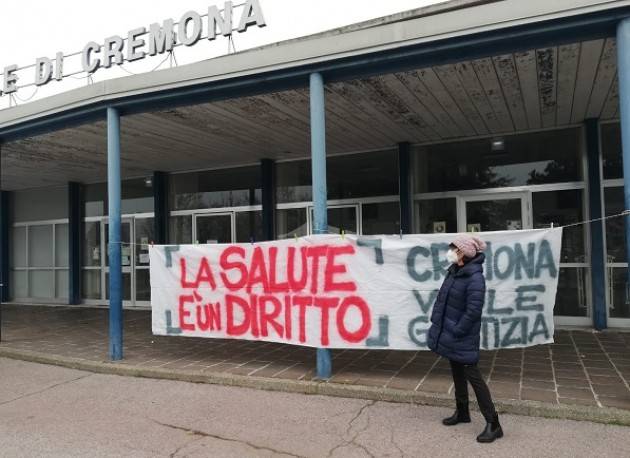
xmin=194 ymin=213 xmax=233 ymax=244
xmin=97 ymin=217 xmax=154 ymax=307
xmin=134 ymin=217 xmax=154 ymax=304
xmin=461 ymin=193 xmax=531 ymax=232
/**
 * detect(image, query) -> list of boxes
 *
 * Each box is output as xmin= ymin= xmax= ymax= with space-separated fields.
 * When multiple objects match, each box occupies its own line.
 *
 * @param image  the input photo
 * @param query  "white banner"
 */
xmin=150 ymin=229 xmax=563 ymax=350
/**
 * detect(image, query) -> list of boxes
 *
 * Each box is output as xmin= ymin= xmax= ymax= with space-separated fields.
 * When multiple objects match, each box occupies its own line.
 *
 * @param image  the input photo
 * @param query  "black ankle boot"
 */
xmin=442 ymin=402 xmax=471 ymax=426
xmin=476 ymin=414 xmax=503 ymax=443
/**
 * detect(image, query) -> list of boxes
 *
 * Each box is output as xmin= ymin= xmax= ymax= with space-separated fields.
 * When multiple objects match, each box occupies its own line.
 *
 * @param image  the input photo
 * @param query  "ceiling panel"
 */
xmin=2 ymin=38 xmax=620 ymax=191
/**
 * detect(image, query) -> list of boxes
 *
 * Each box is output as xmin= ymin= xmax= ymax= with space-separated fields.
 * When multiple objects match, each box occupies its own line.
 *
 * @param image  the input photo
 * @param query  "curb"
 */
xmin=1 ymin=346 xmax=629 ymax=427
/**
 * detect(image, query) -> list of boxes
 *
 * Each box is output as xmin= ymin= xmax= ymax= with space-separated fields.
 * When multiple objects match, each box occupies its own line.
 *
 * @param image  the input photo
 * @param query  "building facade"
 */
xmin=2 ymin=0 xmax=630 ymax=347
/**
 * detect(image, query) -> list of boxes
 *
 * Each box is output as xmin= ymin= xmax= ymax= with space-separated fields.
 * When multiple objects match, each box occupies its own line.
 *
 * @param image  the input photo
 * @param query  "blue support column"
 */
xmin=310 ymin=72 xmax=332 ymax=379
xmin=585 ymin=119 xmax=607 ymax=330
xmin=617 ymin=19 xmax=630 ymax=313
xmin=153 ymin=171 xmax=168 ymax=244
xmin=68 ymin=182 xmax=82 ymax=305
xmin=107 ymin=107 xmax=123 ymax=360
xmin=261 ymin=159 xmax=276 ymax=241
xmin=398 ymin=142 xmax=412 ymax=234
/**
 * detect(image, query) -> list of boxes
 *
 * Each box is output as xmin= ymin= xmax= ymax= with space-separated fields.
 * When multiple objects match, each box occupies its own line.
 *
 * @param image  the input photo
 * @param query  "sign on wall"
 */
xmin=150 ymin=229 xmax=563 ymax=351
xmin=0 ymin=1 xmax=265 ymax=96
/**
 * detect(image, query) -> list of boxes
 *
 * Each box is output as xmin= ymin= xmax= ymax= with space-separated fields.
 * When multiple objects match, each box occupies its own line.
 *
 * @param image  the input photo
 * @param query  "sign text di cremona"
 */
xmin=0 ymin=1 xmax=265 ymax=96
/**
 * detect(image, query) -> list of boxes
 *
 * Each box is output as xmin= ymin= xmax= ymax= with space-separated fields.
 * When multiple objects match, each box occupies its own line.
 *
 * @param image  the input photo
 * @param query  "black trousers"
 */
xmin=449 ymin=360 xmax=497 ymax=422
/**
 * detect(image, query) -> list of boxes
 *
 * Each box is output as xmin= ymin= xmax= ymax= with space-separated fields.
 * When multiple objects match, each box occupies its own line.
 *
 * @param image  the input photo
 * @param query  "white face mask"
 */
xmin=446 ymin=249 xmax=459 ymax=264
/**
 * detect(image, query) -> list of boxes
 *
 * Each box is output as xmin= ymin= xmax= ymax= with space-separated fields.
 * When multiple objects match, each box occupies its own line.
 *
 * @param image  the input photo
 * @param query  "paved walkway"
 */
xmin=1 ymin=305 xmax=630 ymax=414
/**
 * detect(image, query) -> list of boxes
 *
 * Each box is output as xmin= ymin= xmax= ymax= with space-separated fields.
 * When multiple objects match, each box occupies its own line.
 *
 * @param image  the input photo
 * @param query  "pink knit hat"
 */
xmin=451 ymin=234 xmax=487 ymax=259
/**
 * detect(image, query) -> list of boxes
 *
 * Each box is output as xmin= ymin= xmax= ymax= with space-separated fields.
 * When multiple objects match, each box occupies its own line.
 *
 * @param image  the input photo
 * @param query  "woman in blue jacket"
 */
xmin=427 ymin=234 xmax=503 ymax=443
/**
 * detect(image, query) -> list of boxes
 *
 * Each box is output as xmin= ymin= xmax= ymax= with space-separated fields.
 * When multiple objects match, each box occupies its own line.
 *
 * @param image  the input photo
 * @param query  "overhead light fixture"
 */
xmin=144 ymin=176 xmax=153 ymax=187
xmin=491 ymin=137 xmax=505 ymax=152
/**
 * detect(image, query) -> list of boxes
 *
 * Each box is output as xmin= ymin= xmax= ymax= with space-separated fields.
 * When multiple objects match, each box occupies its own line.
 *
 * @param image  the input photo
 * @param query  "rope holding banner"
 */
xmin=560 ymin=209 xmax=630 ymax=228
xmin=109 ymin=210 xmax=630 ymax=247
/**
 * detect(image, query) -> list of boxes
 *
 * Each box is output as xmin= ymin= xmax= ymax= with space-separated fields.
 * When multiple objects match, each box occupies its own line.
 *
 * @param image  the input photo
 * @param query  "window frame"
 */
xmin=10 ymin=219 xmax=70 ymax=302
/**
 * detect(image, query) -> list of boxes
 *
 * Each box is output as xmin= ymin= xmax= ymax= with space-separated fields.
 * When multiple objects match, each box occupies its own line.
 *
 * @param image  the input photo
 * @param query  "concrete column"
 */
xmin=398 ymin=142 xmax=412 ymax=234
xmin=617 ymin=18 xmax=630 ymax=316
xmin=261 ymin=159 xmax=276 ymax=241
xmin=585 ymin=119 xmax=607 ymax=330
xmin=107 ymin=107 xmax=123 ymax=360
xmin=68 ymin=182 xmax=83 ymax=305
xmin=0 ymin=191 xmax=9 ymax=303
xmin=0 ymin=190 xmax=9 ymax=342
xmin=310 ymin=72 xmax=332 ymax=379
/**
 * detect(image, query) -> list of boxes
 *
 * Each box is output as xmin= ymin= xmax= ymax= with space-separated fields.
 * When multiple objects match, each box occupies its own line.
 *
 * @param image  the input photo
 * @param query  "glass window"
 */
xmin=554 ymin=267 xmax=589 ymax=317
xmin=328 ymin=151 xmax=398 ymax=200
xmin=84 ymin=183 xmax=107 ymax=217
xmin=235 ymin=211 xmax=263 ymax=243
xmin=195 ymin=214 xmax=232 ymax=244
xmin=601 ymin=123 xmax=622 ymax=180
xmin=416 ymin=199 xmax=457 ymax=234
xmin=56 ymin=271 xmax=69 ymax=299
xmin=121 ymin=179 xmax=154 ymax=214
xmin=276 ymin=161 xmax=312 ymax=203
xmin=277 ymin=150 xmax=399 ymax=203
xmin=312 ymin=207 xmax=358 ymax=235
xmin=135 ymin=218 xmax=154 ymax=266
xmin=28 ymin=225 xmax=53 ymax=267
xmin=55 ymin=224 xmax=69 ymax=267
xmin=136 ymin=269 xmax=151 ymax=302
xmin=10 ymin=222 xmax=68 ymax=301
xmin=83 ymin=222 xmax=102 ymax=267
xmin=609 ymin=267 xmax=630 ymax=318
xmin=533 ymin=190 xmax=585 ymax=263
xmin=329 ymin=207 xmax=357 ymax=234
xmin=134 ymin=216 xmax=153 ymax=303
xmin=11 ymin=270 xmax=28 ymax=299
xmin=466 ymin=198 xmax=522 ymax=232
xmin=12 ymin=187 xmax=68 ymax=222
xmin=605 ymin=187 xmax=626 ymax=263
xmin=11 ymin=226 xmax=26 ymax=268
xmin=362 ymin=202 xmax=400 ymax=235
xmin=82 ymin=270 xmax=101 ymax=300
xmin=277 ymin=208 xmax=307 ymax=239
xmin=84 ymin=180 xmax=154 ymax=216
xmin=170 ymin=166 xmax=261 ymax=210
xmin=29 ymin=270 xmax=54 ymax=299
xmin=415 ymin=128 xmax=582 ymax=193
xmin=169 ymin=215 xmax=192 ymax=244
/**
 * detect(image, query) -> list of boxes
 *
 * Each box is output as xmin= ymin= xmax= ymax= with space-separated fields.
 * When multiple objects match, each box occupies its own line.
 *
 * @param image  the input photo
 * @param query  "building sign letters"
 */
xmin=0 ymin=0 xmax=265 ymax=96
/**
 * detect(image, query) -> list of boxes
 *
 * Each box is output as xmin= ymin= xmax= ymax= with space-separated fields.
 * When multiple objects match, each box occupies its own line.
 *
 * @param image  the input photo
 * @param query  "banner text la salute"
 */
xmin=150 ymin=229 xmax=562 ymax=350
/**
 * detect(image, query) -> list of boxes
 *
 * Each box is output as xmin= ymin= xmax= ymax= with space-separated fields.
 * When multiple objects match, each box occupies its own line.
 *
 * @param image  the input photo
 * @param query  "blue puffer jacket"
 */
xmin=427 ymin=253 xmax=486 ymax=365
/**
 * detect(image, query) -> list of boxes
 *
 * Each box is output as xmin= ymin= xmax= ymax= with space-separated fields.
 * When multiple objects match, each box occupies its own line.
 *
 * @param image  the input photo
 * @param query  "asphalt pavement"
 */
xmin=0 ymin=357 xmax=628 ymax=458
